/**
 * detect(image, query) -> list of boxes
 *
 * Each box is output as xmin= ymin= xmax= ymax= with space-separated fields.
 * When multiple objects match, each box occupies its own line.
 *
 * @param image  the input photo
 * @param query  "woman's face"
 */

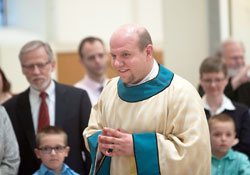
xmin=200 ymin=71 xmax=228 ymax=97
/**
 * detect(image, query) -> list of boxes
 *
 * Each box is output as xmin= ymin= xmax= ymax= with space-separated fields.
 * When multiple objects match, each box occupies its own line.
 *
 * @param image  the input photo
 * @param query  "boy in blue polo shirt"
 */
xmin=208 ymin=114 xmax=250 ymax=175
xmin=33 ymin=126 xmax=79 ymax=175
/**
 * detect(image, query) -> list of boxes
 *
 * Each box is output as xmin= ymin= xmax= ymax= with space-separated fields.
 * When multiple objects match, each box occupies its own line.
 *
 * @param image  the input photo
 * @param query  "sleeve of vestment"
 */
xmin=143 ymin=78 xmax=211 ymax=174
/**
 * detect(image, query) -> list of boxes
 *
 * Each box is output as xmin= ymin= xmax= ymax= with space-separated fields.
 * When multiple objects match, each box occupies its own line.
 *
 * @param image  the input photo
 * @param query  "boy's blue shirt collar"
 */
xmin=212 ymin=148 xmax=234 ymax=161
xmin=34 ymin=163 xmax=79 ymax=175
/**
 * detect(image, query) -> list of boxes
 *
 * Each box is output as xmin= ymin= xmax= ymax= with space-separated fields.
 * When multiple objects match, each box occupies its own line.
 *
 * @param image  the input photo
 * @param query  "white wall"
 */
xmin=51 ymin=0 xmax=164 ymax=51
xmin=6 ymin=0 xmax=248 ymax=92
xmin=162 ymin=0 xmax=209 ymax=87
xmin=231 ymin=0 xmax=250 ymax=63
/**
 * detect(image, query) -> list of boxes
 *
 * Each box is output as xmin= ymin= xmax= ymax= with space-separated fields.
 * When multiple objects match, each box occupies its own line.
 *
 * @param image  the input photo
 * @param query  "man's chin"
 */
xmin=228 ymin=68 xmax=240 ymax=77
xmin=31 ymin=82 xmax=49 ymax=91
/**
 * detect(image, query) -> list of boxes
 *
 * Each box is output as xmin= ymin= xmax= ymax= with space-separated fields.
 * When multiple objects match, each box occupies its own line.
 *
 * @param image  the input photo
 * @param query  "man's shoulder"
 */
xmin=3 ymin=89 xmax=29 ymax=108
xmin=231 ymin=101 xmax=249 ymax=111
xmin=74 ymin=79 xmax=85 ymax=89
xmin=104 ymin=77 xmax=119 ymax=87
xmin=55 ymin=82 xmax=88 ymax=95
xmin=231 ymin=149 xmax=249 ymax=160
xmin=171 ymin=74 xmax=197 ymax=91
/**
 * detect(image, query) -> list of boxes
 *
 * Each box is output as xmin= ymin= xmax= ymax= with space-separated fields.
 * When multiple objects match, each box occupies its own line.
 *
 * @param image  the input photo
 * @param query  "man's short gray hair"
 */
xmin=19 ymin=40 xmax=54 ymax=62
xmin=215 ymin=38 xmax=245 ymax=57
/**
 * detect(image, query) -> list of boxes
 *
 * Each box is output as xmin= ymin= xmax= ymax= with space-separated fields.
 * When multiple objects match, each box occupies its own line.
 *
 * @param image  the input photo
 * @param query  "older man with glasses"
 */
xmin=3 ymin=40 xmax=92 ymax=175
xmin=200 ymin=56 xmax=250 ymax=159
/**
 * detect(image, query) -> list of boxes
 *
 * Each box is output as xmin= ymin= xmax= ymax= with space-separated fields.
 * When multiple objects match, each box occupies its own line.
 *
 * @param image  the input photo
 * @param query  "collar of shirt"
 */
xmin=37 ymin=163 xmax=78 ymax=175
xmin=30 ymin=80 xmax=55 ymax=102
xmin=202 ymin=94 xmax=236 ymax=116
xmin=29 ymin=80 xmax=56 ymax=133
xmin=82 ymin=75 xmax=108 ymax=92
xmin=212 ymin=149 xmax=234 ymax=161
xmin=127 ymin=59 xmax=159 ymax=87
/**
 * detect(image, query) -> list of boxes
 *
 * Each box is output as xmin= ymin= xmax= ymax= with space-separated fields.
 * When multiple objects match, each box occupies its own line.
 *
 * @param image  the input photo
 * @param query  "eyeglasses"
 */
xmin=22 ymin=61 xmax=51 ymax=71
xmin=202 ymin=78 xmax=225 ymax=84
xmin=38 ymin=145 xmax=66 ymax=154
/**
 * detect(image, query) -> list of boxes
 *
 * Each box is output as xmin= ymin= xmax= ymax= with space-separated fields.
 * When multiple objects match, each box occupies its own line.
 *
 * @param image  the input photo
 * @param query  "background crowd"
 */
xmin=0 ymin=24 xmax=250 ymax=175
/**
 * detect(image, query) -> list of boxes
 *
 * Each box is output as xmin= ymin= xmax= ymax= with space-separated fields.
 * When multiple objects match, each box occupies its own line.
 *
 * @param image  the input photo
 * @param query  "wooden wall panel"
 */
xmin=57 ymin=51 xmax=163 ymax=86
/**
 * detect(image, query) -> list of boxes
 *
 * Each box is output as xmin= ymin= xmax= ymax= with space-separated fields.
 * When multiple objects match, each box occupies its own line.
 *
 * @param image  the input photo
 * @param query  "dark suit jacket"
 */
xmin=3 ymin=81 xmax=92 ymax=175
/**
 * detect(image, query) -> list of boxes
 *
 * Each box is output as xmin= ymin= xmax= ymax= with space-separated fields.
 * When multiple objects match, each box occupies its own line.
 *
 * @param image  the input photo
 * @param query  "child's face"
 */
xmin=34 ymin=134 xmax=70 ymax=173
xmin=210 ymin=121 xmax=236 ymax=157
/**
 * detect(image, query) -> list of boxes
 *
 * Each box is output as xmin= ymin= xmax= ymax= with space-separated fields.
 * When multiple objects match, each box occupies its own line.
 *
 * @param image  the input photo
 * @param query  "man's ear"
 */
xmin=51 ymin=60 xmax=56 ymax=72
xmin=34 ymin=148 xmax=41 ymax=159
xmin=232 ymin=131 xmax=238 ymax=146
xmin=145 ymin=44 xmax=153 ymax=57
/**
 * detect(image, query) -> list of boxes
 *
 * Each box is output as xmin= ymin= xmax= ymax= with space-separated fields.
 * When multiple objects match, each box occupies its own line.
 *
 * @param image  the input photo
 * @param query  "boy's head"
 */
xmin=208 ymin=114 xmax=236 ymax=159
xmin=34 ymin=126 xmax=70 ymax=173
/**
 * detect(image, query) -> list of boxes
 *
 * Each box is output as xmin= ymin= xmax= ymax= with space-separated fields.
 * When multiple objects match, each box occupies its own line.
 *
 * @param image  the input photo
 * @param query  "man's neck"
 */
xmin=206 ymin=95 xmax=223 ymax=112
xmin=127 ymin=59 xmax=156 ymax=87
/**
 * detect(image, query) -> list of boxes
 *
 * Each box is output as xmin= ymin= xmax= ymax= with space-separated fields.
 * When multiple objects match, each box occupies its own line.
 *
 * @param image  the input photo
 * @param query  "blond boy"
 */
xmin=33 ymin=126 xmax=79 ymax=175
xmin=209 ymin=114 xmax=250 ymax=175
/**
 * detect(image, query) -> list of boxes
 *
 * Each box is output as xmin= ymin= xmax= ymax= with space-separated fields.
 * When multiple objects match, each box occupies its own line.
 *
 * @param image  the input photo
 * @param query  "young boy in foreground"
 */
xmin=208 ymin=114 xmax=250 ymax=175
xmin=33 ymin=126 xmax=79 ymax=175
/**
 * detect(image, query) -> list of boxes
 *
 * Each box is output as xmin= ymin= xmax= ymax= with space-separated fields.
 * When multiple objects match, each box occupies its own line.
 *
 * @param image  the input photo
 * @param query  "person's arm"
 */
xmin=0 ymin=106 xmax=20 ymax=174
xmin=83 ymin=108 xmax=103 ymax=175
xmin=79 ymin=90 xmax=92 ymax=172
xmin=231 ymin=65 xmax=250 ymax=90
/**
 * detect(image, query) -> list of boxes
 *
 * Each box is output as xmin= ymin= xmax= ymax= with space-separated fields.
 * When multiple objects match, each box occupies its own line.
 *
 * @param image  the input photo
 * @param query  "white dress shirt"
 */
xmin=74 ymin=75 xmax=108 ymax=106
xmin=29 ymin=81 xmax=56 ymax=133
xmin=202 ymin=94 xmax=236 ymax=116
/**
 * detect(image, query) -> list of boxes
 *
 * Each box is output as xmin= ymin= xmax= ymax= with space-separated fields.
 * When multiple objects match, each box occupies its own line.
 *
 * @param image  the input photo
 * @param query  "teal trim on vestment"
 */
xmin=96 ymin=156 xmax=111 ymax=175
xmin=118 ymin=64 xmax=174 ymax=102
xmin=87 ymin=131 xmax=102 ymax=175
xmin=133 ymin=133 xmax=160 ymax=175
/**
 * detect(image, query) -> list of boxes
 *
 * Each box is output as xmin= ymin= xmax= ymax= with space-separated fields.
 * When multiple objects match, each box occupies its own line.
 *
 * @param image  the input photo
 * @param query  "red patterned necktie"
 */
xmin=37 ymin=92 xmax=50 ymax=133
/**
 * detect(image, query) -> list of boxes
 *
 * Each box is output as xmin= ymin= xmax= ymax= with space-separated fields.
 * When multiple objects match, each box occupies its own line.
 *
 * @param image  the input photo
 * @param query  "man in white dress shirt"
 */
xmin=74 ymin=37 xmax=109 ymax=106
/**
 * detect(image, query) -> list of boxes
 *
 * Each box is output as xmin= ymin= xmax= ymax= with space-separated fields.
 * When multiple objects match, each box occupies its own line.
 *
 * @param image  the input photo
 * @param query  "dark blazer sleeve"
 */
xmin=79 ymin=88 xmax=92 ymax=170
xmin=231 ymin=102 xmax=250 ymax=159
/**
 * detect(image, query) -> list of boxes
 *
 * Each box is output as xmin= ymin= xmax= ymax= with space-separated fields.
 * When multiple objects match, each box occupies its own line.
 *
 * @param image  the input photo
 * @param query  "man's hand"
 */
xmin=98 ymin=127 xmax=134 ymax=157
xmin=231 ymin=65 xmax=250 ymax=90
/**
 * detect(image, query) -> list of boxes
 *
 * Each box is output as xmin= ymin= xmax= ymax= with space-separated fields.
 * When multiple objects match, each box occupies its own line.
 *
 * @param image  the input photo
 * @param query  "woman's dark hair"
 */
xmin=0 ymin=68 xmax=11 ymax=92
